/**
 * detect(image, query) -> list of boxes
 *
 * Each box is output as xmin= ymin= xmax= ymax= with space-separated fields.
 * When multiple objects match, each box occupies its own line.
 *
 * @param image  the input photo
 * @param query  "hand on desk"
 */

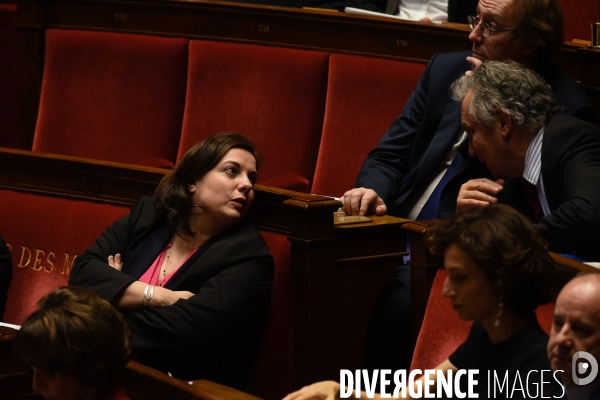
xmin=341 ymin=188 xmax=387 ymax=216
xmin=456 ymin=178 xmax=504 ymax=213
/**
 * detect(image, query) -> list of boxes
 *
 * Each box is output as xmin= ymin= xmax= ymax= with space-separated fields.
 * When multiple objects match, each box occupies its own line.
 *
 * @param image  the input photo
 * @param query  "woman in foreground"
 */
xmin=284 ymin=204 xmax=562 ymax=399
xmin=69 ymin=133 xmax=274 ymax=390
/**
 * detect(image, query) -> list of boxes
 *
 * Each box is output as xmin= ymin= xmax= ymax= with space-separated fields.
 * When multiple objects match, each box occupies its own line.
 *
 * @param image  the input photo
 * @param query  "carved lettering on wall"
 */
xmin=62 ymin=253 xmax=77 ymax=275
xmin=10 ymin=244 xmax=77 ymax=275
xmin=18 ymin=246 xmax=31 ymax=267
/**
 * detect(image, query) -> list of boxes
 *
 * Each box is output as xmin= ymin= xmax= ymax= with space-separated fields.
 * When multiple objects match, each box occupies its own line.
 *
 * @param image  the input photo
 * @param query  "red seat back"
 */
xmin=255 ymin=230 xmax=294 ymax=400
xmin=311 ymin=54 xmax=425 ymax=197
xmin=410 ymin=268 xmax=471 ymax=371
xmin=178 ymin=40 xmax=329 ymax=192
xmin=0 ymin=190 xmax=129 ymax=325
xmin=32 ymin=29 xmax=188 ymax=167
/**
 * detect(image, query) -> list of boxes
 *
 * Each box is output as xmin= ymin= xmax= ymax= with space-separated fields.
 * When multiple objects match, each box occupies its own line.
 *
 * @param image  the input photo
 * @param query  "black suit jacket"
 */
xmin=536 ymin=114 xmax=600 ymax=261
xmin=355 ymin=51 xmax=597 ymax=219
xmin=0 ymin=235 xmax=11 ymax=322
xmin=69 ymin=196 xmax=274 ymax=389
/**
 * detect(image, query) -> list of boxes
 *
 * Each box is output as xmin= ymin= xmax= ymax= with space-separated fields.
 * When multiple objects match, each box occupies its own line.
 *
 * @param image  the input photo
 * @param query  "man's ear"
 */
xmin=494 ymin=108 xmax=512 ymax=140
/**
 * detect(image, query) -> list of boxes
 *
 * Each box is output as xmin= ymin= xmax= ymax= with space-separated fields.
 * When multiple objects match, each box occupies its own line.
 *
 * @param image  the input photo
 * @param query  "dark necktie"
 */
xmin=417 ymin=152 xmax=463 ymax=220
xmin=523 ymin=181 xmax=542 ymax=222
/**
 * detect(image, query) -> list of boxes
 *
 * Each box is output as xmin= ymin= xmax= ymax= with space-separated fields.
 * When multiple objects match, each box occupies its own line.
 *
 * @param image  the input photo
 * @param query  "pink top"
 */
xmin=139 ymin=241 xmax=199 ymax=287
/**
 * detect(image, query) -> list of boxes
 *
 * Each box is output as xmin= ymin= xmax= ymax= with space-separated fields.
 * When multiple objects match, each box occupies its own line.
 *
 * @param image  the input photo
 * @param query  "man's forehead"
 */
xmin=556 ymin=278 xmax=600 ymax=320
xmin=477 ymin=0 xmax=514 ymax=19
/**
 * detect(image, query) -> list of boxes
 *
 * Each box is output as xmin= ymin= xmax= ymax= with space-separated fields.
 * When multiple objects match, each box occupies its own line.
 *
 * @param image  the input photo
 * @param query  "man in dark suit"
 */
xmin=454 ymin=60 xmax=600 ymax=262
xmin=548 ymin=272 xmax=600 ymax=400
xmin=344 ymin=0 xmax=597 ymax=373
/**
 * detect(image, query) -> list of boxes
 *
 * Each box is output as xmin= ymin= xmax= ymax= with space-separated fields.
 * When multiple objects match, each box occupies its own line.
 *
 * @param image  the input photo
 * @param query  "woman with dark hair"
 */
xmin=284 ymin=204 xmax=562 ymax=399
xmin=70 ymin=133 xmax=274 ymax=390
xmin=14 ymin=286 xmax=131 ymax=400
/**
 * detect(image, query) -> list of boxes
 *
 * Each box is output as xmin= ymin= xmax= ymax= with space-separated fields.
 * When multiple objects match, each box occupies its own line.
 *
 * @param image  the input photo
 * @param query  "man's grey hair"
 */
xmin=451 ymin=60 xmax=561 ymax=132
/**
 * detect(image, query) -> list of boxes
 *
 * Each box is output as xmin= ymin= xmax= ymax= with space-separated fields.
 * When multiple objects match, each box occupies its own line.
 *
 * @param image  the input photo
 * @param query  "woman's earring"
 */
xmin=494 ymin=297 xmax=504 ymax=327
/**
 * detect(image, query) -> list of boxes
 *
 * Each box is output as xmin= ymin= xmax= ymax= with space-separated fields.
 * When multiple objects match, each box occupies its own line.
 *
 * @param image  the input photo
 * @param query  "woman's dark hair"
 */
xmin=14 ymin=286 xmax=131 ymax=389
xmin=155 ymin=133 xmax=261 ymax=237
xmin=426 ymin=204 xmax=554 ymax=317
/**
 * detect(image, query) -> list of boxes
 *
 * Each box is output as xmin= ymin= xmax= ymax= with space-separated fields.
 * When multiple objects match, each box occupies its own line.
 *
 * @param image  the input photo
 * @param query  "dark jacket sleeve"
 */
xmin=538 ymin=115 xmax=600 ymax=260
xmin=0 ymin=235 xmax=12 ymax=321
xmin=354 ymin=53 xmax=436 ymax=207
xmin=69 ymin=209 xmax=137 ymax=301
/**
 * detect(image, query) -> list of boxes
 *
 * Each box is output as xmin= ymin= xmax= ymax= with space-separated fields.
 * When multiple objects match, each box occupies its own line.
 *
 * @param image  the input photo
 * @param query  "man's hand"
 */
xmin=456 ymin=178 xmax=504 ymax=213
xmin=465 ymin=56 xmax=483 ymax=76
xmin=341 ymin=188 xmax=387 ymax=216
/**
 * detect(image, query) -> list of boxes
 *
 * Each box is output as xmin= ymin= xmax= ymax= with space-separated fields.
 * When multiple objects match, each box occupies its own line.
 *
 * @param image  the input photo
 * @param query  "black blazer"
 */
xmin=355 ymin=51 xmax=597 ymax=219
xmin=537 ymin=114 xmax=600 ymax=261
xmin=0 ymin=235 xmax=11 ymax=322
xmin=70 ymin=196 xmax=274 ymax=389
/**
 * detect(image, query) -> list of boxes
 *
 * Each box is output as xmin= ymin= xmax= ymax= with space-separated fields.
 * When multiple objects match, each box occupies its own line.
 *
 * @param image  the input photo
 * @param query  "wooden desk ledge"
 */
xmin=124 ymin=361 xmax=261 ymax=400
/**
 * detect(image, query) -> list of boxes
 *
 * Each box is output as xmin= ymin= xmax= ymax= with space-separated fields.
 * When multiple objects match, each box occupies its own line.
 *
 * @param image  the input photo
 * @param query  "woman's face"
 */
xmin=188 ymin=148 xmax=257 ymax=228
xmin=31 ymin=366 xmax=92 ymax=400
xmin=442 ymin=244 xmax=500 ymax=324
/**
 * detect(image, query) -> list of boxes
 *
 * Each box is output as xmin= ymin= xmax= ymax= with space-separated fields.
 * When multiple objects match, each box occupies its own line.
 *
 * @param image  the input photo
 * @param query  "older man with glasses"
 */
xmin=342 ymin=0 xmax=599 ymax=376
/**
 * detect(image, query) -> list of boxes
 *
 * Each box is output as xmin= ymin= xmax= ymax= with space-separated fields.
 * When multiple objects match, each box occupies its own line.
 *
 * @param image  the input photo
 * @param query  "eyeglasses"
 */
xmin=467 ymin=15 xmax=516 ymax=38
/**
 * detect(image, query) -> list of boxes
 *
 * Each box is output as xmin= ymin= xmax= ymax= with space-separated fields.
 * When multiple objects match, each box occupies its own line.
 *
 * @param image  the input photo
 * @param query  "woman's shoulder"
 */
xmin=128 ymin=196 xmax=166 ymax=229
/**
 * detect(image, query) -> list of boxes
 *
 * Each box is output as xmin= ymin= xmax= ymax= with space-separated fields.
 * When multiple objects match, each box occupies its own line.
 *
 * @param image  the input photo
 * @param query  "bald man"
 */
xmin=548 ymin=273 xmax=600 ymax=400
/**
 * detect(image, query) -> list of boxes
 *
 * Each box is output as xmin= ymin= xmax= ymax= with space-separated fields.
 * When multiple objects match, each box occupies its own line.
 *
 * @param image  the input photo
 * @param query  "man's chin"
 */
xmin=471 ymin=52 xmax=487 ymax=62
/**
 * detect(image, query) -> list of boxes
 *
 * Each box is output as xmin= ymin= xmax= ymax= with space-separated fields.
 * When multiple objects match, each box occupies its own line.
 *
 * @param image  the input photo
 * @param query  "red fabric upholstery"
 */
xmin=0 ymin=4 xmax=18 ymax=149
xmin=0 ymin=189 xmax=129 ymax=325
xmin=179 ymin=40 xmax=329 ymax=192
xmin=535 ymin=302 xmax=555 ymax=335
xmin=311 ymin=54 xmax=425 ymax=197
xmin=255 ymin=230 xmax=294 ymax=400
xmin=33 ymin=29 xmax=188 ymax=165
xmin=410 ymin=268 xmax=472 ymax=371
xmin=562 ymin=0 xmax=598 ymax=42
xmin=411 ymin=269 xmax=557 ymax=371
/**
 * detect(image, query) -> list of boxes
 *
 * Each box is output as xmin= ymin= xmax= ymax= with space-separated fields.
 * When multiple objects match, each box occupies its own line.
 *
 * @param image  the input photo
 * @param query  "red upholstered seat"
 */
xmin=311 ymin=54 xmax=425 ymax=197
xmin=255 ymin=231 xmax=294 ymax=400
xmin=32 ymin=29 xmax=188 ymax=166
xmin=0 ymin=4 xmax=18 ymax=149
xmin=411 ymin=269 xmax=557 ymax=372
xmin=562 ymin=0 xmax=598 ymax=42
xmin=410 ymin=268 xmax=471 ymax=372
xmin=179 ymin=40 xmax=329 ymax=192
xmin=0 ymin=189 xmax=129 ymax=325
